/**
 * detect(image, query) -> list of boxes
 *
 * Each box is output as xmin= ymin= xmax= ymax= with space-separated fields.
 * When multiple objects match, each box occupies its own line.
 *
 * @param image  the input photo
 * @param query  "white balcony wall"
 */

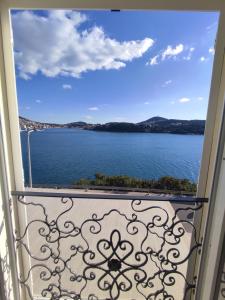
xmin=16 ymin=191 xmax=197 ymax=300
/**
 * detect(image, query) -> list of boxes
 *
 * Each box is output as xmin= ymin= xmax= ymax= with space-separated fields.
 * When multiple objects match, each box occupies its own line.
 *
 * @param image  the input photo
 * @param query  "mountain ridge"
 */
xmin=19 ymin=116 xmax=205 ymax=135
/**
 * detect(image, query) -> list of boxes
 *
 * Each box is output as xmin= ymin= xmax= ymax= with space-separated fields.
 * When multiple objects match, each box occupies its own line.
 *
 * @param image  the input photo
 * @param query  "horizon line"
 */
xmin=19 ymin=115 xmax=206 ymax=125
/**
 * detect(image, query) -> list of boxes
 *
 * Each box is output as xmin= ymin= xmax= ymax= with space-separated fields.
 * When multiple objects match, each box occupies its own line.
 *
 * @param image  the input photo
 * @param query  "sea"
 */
xmin=20 ymin=128 xmax=204 ymax=186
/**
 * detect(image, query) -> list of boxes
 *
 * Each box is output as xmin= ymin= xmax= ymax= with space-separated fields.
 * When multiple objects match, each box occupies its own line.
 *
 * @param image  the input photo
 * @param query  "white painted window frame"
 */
xmin=0 ymin=1 xmax=225 ymax=300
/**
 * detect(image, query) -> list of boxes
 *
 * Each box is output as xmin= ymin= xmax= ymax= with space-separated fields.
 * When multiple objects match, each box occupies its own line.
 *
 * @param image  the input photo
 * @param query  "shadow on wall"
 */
xmin=171 ymin=202 xmax=196 ymax=233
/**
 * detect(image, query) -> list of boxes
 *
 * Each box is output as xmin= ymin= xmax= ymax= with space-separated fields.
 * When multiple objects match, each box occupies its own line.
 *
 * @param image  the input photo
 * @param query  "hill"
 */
xmin=19 ymin=116 xmax=88 ymax=130
xmin=19 ymin=116 xmax=205 ymax=135
xmin=138 ymin=116 xmax=168 ymax=125
xmin=19 ymin=116 xmax=64 ymax=130
xmin=93 ymin=117 xmax=205 ymax=135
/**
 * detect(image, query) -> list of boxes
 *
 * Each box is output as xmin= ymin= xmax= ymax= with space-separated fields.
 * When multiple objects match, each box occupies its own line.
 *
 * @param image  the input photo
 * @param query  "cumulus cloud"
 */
xmin=179 ymin=97 xmax=190 ymax=103
xmin=197 ymin=97 xmax=204 ymax=101
xmin=147 ymin=44 xmax=188 ymax=66
xmin=88 ymin=107 xmax=99 ymax=111
xmin=12 ymin=10 xmax=154 ymax=79
xmin=162 ymin=44 xmax=184 ymax=60
xmin=200 ymin=56 xmax=206 ymax=62
xmin=144 ymin=101 xmax=150 ymax=105
xmin=147 ymin=55 xmax=159 ymax=66
xmin=35 ymin=99 xmax=41 ymax=103
xmin=62 ymin=84 xmax=72 ymax=89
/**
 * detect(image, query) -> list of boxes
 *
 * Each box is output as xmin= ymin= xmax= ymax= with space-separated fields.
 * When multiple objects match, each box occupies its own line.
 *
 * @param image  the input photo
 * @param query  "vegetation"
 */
xmin=74 ymin=173 xmax=197 ymax=193
xmin=20 ymin=116 xmax=205 ymax=135
xmin=93 ymin=117 xmax=205 ymax=135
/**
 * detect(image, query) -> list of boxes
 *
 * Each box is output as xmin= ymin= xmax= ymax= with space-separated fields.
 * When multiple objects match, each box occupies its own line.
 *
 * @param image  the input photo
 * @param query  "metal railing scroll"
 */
xmin=11 ymin=191 xmax=208 ymax=300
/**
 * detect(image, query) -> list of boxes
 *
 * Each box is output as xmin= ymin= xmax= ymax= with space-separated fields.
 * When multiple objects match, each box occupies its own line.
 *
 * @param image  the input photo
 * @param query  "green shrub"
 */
xmin=74 ymin=173 xmax=197 ymax=193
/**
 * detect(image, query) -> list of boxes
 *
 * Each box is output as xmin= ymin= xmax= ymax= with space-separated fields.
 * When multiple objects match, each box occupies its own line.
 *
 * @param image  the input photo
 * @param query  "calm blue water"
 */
xmin=20 ymin=128 xmax=204 ymax=185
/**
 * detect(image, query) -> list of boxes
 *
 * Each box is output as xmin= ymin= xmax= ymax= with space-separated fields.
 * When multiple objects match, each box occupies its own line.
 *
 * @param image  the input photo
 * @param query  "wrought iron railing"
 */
xmin=11 ymin=191 xmax=208 ymax=300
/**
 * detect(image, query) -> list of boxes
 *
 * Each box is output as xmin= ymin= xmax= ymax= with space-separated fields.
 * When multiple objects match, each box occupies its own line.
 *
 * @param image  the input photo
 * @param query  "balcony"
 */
xmin=11 ymin=189 xmax=207 ymax=300
xmin=0 ymin=1 xmax=225 ymax=300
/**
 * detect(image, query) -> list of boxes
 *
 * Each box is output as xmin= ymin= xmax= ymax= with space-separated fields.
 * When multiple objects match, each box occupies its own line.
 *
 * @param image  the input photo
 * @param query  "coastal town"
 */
xmin=19 ymin=116 xmax=65 ymax=130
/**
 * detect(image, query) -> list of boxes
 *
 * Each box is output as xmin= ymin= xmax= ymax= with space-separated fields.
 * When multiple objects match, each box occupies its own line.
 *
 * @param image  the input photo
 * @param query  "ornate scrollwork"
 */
xmin=14 ymin=195 xmax=204 ymax=300
xmin=83 ymin=229 xmax=148 ymax=300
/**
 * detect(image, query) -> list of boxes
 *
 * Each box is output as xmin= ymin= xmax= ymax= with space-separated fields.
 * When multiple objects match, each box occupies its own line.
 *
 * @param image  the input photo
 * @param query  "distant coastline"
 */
xmin=19 ymin=116 xmax=205 ymax=135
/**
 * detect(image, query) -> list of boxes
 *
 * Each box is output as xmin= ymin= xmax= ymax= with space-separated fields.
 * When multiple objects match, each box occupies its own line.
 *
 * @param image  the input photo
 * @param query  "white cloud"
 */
xmin=144 ymin=101 xmax=150 ymax=105
xmin=147 ymin=44 xmax=187 ymax=66
xmin=25 ymin=106 xmax=31 ymax=110
xmin=147 ymin=55 xmax=159 ymax=66
xmin=200 ymin=56 xmax=206 ymax=62
xmin=62 ymin=84 xmax=72 ymax=89
xmin=209 ymin=47 xmax=215 ymax=55
xmin=183 ymin=56 xmax=191 ymax=61
xmin=197 ymin=97 xmax=204 ymax=101
xmin=162 ymin=44 xmax=184 ymax=61
xmin=35 ymin=99 xmax=41 ymax=103
xmin=179 ymin=97 xmax=190 ymax=103
xmin=165 ymin=80 xmax=172 ymax=85
xmin=170 ymin=101 xmax=175 ymax=105
xmin=183 ymin=47 xmax=195 ymax=61
xmin=88 ymin=107 xmax=99 ymax=111
xmin=162 ymin=79 xmax=172 ymax=87
xmin=12 ymin=10 xmax=154 ymax=79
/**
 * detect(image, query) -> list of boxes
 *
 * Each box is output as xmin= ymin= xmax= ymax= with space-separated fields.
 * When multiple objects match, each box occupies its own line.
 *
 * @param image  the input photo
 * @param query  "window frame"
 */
xmin=1 ymin=1 xmax=225 ymax=300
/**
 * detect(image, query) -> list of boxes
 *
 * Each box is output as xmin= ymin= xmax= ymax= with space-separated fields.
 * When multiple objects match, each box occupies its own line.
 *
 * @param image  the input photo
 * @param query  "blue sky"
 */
xmin=11 ymin=10 xmax=218 ymax=124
